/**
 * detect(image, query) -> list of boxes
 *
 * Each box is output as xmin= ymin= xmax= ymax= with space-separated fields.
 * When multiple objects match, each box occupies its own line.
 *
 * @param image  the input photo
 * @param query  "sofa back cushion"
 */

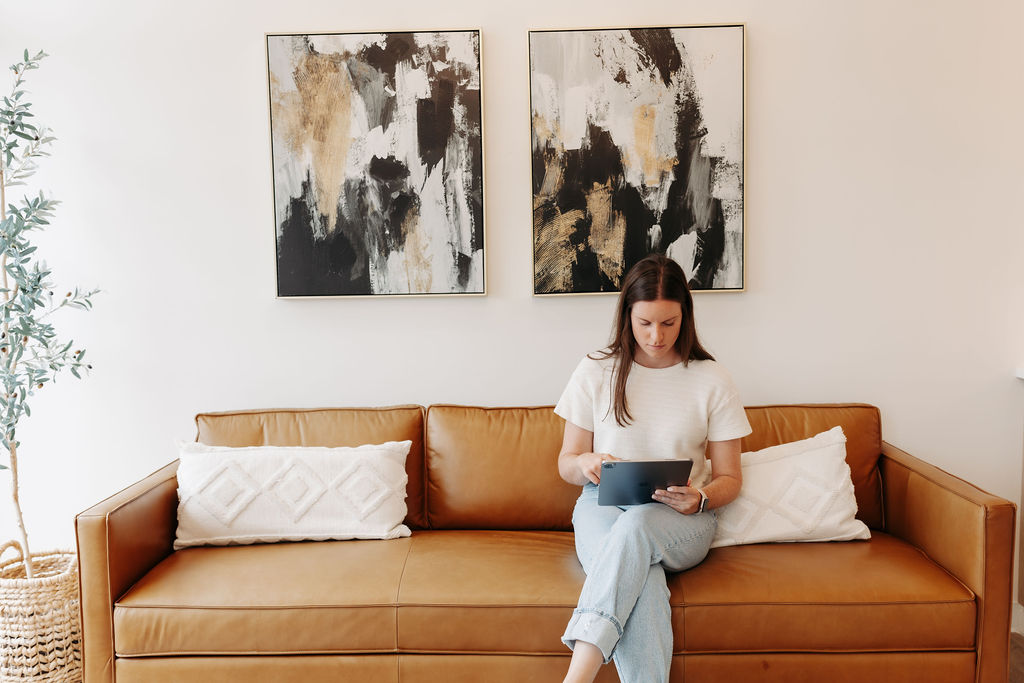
xmin=424 ymin=403 xmax=883 ymax=531
xmin=741 ymin=404 xmax=883 ymax=529
xmin=425 ymin=405 xmax=577 ymax=530
xmin=194 ymin=406 xmax=428 ymax=529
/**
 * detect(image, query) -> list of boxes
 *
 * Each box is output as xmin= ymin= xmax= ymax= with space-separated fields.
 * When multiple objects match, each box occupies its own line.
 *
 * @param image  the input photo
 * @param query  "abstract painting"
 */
xmin=530 ymin=25 xmax=744 ymax=294
xmin=268 ymin=31 xmax=484 ymax=297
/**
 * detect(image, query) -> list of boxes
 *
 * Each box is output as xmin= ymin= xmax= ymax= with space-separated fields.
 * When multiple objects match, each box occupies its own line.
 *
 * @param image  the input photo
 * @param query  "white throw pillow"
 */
xmin=711 ymin=427 xmax=871 ymax=548
xmin=174 ymin=440 xmax=413 ymax=549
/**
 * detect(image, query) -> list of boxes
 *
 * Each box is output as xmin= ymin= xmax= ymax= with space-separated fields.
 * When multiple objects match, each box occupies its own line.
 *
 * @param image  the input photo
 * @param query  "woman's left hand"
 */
xmin=652 ymin=486 xmax=702 ymax=514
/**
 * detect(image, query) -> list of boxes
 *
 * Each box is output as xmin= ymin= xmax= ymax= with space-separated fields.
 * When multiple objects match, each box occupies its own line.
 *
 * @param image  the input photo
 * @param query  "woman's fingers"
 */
xmin=652 ymin=486 xmax=700 ymax=513
xmin=581 ymin=452 xmax=615 ymax=485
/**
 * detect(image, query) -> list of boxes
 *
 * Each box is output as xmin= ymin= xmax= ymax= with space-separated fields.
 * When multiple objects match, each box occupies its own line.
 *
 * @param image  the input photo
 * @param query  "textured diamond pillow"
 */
xmin=174 ymin=440 xmax=413 ymax=549
xmin=711 ymin=426 xmax=871 ymax=548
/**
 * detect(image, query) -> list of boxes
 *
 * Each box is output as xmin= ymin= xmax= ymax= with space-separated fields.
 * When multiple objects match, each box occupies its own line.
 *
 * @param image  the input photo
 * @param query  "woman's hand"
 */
xmin=575 ymin=452 xmax=620 ymax=485
xmin=558 ymin=421 xmax=622 ymax=486
xmin=651 ymin=485 xmax=702 ymax=514
xmin=652 ymin=439 xmax=744 ymax=514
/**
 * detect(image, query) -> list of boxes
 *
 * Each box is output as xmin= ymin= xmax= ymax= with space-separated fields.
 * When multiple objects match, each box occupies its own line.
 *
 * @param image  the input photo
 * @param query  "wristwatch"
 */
xmin=696 ymin=488 xmax=709 ymax=513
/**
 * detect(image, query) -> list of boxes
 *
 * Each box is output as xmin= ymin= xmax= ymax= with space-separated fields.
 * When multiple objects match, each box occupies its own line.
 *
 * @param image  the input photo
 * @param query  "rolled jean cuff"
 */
xmin=560 ymin=608 xmax=622 ymax=663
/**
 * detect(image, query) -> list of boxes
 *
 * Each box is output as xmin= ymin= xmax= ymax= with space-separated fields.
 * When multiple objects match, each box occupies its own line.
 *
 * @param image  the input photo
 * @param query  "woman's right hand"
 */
xmin=576 ymin=452 xmax=620 ymax=485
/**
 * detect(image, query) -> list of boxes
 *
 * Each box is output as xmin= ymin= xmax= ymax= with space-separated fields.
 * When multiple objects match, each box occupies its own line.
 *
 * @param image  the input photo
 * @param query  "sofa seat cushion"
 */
xmin=400 ymin=531 xmax=975 ymax=656
xmin=674 ymin=531 xmax=976 ymax=652
xmin=113 ymin=539 xmax=412 ymax=656
xmin=397 ymin=530 xmax=583 ymax=654
xmin=113 ymin=530 xmax=975 ymax=659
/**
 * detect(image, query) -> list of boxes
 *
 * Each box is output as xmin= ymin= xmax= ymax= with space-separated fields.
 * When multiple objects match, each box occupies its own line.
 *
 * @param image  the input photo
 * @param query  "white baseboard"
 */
xmin=1014 ymin=602 xmax=1024 ymax=634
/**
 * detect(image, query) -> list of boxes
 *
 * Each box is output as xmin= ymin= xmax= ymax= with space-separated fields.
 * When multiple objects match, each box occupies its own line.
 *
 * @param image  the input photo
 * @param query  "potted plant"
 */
xmin=0 ymin=50 xmax=97 ymax=682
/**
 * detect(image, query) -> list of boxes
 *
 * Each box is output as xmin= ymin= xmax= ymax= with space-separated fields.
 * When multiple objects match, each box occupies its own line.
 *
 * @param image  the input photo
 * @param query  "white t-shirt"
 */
xmin=555 ymin=354 xmax=752 ymax=489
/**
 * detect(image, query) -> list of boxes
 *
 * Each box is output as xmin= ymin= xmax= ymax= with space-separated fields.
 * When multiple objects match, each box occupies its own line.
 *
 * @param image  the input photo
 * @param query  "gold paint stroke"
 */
xmin=532 ymin=113 xmax=562 ymax=154
xmin=584 ymin=181 xmax=625 ymax=285
xmin=288 ymin=51 xmax=353 ymax=235
xmin=534 ymin=206 xmax=584 ymax=293
xmin=401 ymin=204 xmax=433 ymax=293
xmin=537 ymin=153 xmax=565 ymax=200
xmin=632 ymin=104 xmax=675 ymax=182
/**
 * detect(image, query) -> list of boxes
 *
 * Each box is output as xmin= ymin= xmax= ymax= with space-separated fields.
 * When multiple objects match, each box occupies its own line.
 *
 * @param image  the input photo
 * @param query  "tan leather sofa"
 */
xmin=75 ymin=403 xmax=1016 ymax=682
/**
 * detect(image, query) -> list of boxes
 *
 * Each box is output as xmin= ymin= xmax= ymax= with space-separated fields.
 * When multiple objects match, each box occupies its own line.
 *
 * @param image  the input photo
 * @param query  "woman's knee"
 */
xmin=612 ymin=506 xmax=716 ymax=555
xmin=606 ymin=504 xmax=672 ymax=546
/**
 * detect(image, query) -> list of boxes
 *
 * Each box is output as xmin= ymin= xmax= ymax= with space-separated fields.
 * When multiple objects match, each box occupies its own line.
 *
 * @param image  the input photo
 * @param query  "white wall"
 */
xmin=1 ymin=0 xmax=1022 ymax=561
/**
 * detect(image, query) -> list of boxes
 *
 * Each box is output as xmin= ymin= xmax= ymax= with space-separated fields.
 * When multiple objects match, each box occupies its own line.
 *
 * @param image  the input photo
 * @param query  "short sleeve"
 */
xmin=706 ymin=372 xmax=752 ymax=442
xmin=554 ymin=357 xmax=596 ymax=432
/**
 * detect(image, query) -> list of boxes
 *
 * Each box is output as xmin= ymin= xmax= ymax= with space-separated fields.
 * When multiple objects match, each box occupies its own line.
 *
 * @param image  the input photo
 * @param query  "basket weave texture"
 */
xmin=0 ymin=541 xmax=83 ymax=682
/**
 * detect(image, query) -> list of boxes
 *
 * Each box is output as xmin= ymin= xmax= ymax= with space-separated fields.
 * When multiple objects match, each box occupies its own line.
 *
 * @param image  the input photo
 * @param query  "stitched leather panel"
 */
xmin=425 ymin=405 xmax=575 ymax=530
xmin=677 ymin=532 xmax=975 ymax=651
xmin=116 ymin=655 xmax=398 ymax=682
xmin=113 ymin=540 xmax=411 ymax=655
xmin=683 ymin=652 xmax=976 ymax=683
xmin=397 ymin=531 xmax=973 ymax=654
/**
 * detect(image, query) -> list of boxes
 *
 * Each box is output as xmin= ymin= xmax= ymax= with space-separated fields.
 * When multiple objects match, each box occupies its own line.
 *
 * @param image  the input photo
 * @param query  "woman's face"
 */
xmin=630 ymin=298 xmax=683 ymax=368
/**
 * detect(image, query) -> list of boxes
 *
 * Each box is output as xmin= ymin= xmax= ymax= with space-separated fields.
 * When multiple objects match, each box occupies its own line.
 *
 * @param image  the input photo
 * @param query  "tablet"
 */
xmin=597 ymin=459 xmax=694 ymax=506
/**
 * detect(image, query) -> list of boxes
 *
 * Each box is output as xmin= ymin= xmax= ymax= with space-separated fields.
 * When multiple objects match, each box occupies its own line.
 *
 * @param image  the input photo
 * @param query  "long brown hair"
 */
xmin=592 ymin=254 xmax=714 ymax=427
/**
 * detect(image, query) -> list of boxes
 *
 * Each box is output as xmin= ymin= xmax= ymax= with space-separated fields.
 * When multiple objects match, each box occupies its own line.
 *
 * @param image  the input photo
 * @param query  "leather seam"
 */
xmin=115 ymin=604 xmax=402 ymax=610
xmin=881 ymin=450 xmax=1010 ymax=509
xmin=196 ymin=405 xmax=424 ymax=418
xmin=113 ymin=598 xmax=976 ymax=609
xmin=104 ymin=512 xmax=115 ymax=682
xmin=108 ymin=649 xmax=978 ymax=658
xmin=680 ymin=600 xmax=975 ymax=607
xmin=77 ymin=468 xmax=178 ymax=519
xmin=395 ymin=539 xmax=415 ymax=654
xmin=115 ymin=648 xmax=401 ymax=658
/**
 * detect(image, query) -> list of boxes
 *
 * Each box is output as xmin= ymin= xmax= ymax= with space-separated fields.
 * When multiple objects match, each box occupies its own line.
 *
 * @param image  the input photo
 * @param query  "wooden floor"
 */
xmin=1012 ymin=632 xmax=1024 ymax=683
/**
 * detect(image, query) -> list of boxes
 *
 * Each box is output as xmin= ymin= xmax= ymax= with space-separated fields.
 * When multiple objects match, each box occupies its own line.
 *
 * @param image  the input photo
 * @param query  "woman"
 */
xmin=555 ymin=254 xmax=751 ymax=683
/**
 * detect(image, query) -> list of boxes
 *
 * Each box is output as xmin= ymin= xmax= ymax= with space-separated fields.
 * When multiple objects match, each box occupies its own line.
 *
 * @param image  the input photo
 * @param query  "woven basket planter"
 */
xmin=0 ymin=541 xmax=82 ymax=682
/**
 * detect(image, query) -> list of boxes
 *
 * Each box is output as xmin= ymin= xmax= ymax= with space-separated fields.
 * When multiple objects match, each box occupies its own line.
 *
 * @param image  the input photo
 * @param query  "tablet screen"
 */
xmin=597 ymin=459 xmax=694 ymax=506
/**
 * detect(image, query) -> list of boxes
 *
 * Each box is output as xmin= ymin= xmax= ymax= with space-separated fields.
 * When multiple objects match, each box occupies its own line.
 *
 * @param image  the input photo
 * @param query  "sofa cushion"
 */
xmin=424 ymin=404 xmax=883 ymax=531
xmin=397 ymin=530 xmax=582 ymax=653
xmin=676 ymin=532 xmax=975 ymax=652
xmin=114 ymin=530 xmax=974 ymax=659
xmin=425 ymin=405 xmax=577 ymax=529
xmin=398 ymin=531 xmax=974 ymax=655
xmin=742 ymin=404 xmax=884 ymax=529
xmin=113 ymin=539 xmax=411 ymax=656
xmin=195 ymin=406 xmax=428 ymax=529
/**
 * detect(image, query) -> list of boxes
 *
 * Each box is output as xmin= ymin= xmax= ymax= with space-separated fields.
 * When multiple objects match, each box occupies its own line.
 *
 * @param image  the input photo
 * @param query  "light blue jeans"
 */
xmin=562 ymin=483 xmax=717 ymax=683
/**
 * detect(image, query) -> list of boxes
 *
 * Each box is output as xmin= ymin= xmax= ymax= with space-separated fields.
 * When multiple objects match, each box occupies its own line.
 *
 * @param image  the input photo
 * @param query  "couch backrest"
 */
xmin=192 ymin=402 xmax=884 ymax=533
xmin=423 ymin=403 xmax=884 ymax=531
xmin=741 ymin=404 xmax=883 ymax=529
xmin=424 ymin=405 xmax=577 ymax=530
xmin=194 ymin=406 xmax=429 ymax=529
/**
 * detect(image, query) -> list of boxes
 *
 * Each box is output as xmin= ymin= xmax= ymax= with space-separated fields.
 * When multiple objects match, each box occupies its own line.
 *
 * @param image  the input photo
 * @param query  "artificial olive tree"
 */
xmin=0 ymin=51 xmax=97 ymax=578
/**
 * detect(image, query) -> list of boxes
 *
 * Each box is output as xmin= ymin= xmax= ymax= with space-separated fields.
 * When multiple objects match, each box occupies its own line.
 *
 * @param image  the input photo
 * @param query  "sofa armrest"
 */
xmin=75 ymin=461 xmax=180 ymax=683
xmin=880 ymin=441 xmax=1016 ymax=683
